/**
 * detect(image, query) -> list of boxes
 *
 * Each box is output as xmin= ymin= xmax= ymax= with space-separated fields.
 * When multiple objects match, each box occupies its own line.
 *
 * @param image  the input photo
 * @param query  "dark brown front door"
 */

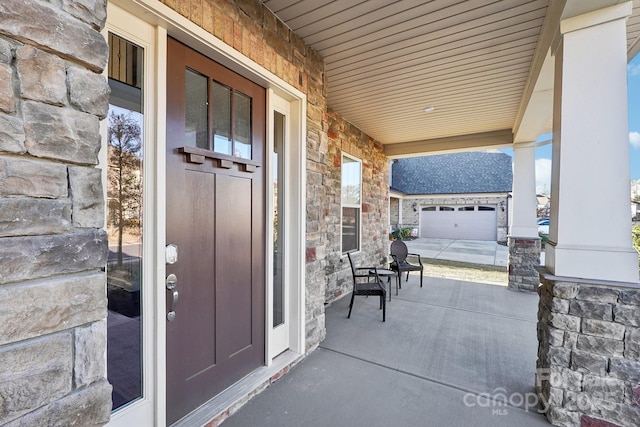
xmin=165 ymin=38 xmax=265 ymax=425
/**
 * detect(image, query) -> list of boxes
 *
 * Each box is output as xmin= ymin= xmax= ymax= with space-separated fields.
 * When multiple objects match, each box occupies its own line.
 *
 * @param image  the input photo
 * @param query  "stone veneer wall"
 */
xmin=508 ymin=237 xmax=541 ymax=292
xmin=323 ymin=110 xmax=389 ymax=303
xmin=536 ymin=271 xmax=640 ymax=427
xmin=0 ymin=0 xmax=112 ymax=425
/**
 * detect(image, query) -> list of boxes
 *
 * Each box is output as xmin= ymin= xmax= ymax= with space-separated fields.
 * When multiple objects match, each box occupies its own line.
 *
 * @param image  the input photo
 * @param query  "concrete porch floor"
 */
xmin=223 ymin=274 xmax=550 ymax=427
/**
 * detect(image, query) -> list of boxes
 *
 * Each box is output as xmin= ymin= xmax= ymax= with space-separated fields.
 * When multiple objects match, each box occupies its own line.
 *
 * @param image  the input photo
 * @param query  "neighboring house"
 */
xmin=390 ymin=152 xmax=512 ymax=243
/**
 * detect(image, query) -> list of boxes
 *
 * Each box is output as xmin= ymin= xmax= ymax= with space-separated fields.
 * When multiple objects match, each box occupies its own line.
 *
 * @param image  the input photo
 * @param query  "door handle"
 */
xmin=166 ymin=274 xmax=179 ymax=321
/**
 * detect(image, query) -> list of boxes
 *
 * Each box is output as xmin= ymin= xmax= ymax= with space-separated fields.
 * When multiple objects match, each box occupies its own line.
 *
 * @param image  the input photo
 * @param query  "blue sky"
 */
xmin=501 ymin=53 xmax=640 ymax=194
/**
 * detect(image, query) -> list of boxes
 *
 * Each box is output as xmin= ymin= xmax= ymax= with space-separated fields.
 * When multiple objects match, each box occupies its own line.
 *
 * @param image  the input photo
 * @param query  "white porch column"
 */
xmin=510 ymin=142 xmax=539 ymax=237
xmin=546 ymin=2 xmax=638 ymax=283
xmin=508 ymin=142 xmax=541 ymax=291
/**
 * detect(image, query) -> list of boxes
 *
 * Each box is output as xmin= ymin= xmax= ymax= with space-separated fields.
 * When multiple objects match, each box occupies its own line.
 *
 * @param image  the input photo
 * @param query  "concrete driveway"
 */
xmin=223 ymin=274 xmax=548 ymax=427
xmin=404 ymin=238 xmax=509 ymax=267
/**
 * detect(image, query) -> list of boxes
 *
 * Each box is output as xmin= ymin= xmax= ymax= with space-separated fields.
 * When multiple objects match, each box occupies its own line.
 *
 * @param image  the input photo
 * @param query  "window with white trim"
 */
xmin=341 ymin=154 xmax=361 ymax=253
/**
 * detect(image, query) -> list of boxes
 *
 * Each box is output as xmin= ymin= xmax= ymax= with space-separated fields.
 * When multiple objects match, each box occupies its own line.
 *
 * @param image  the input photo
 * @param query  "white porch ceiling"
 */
xmin=261 ymin=0 xmax=640 ymax=155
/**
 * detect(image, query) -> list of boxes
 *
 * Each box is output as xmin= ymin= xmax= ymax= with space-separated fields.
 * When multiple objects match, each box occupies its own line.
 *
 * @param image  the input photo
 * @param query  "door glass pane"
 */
xmin=234 ymin=91 xmax=252 ymax=159
xmin=185 ymin=69 xmax=208 ymax=149
xmin=212 ymin=81 xmax=232 ymax=155
xmin=273 ymin=111 xmax=285 ymax=327
xmin=107 ymin=33 xmax=144 ymax=411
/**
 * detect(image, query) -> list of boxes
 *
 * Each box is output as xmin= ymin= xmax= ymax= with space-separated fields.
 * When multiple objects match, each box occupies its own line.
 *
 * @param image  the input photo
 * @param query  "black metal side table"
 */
xmin=370 ymin=269 xmax=398 ymax=301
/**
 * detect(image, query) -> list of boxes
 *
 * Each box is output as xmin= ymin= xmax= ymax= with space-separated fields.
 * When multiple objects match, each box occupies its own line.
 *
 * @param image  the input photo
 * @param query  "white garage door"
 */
xmin=420 ymin=205 xmax=497 ymax=241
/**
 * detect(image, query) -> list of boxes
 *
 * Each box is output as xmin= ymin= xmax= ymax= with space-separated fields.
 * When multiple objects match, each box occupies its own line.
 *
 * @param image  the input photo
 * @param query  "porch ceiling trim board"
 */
xmin=384 ymin=129 xmax=514 ymax=159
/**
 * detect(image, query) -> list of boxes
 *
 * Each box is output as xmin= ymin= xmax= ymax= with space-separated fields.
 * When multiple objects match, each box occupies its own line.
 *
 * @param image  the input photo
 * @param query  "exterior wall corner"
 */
xmin=0 ymin=0 xmax=111 ymax=425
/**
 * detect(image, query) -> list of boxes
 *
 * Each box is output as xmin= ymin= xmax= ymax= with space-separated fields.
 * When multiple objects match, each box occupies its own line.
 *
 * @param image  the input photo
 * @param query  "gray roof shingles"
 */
xmin=391 ymin=152 xmax=513 ymax=195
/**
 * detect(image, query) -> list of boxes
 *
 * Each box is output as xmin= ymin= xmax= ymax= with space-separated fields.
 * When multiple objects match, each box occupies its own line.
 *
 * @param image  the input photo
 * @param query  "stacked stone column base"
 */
xmin=508 ymin=236 xmax=541 ymax=292
xmin=536 ymin=271 xmax=640 ymax=427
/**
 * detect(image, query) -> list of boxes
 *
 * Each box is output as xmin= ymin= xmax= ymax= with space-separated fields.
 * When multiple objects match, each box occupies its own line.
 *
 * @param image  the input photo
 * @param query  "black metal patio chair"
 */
xmin=389 ymin=239 xmax=424 ymax=288
xmin=346 ymin=252 xmax=386 ymax=322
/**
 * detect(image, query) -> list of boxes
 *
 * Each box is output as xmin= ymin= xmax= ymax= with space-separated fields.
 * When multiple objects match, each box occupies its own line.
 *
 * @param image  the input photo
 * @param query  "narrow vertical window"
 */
xmin=106 ymin=33 xmax=144 ymax=411
xmin=341 ymin=154 xmax=361 ymax=253
xmin=273 ymin=111 xmax=285 ymax=327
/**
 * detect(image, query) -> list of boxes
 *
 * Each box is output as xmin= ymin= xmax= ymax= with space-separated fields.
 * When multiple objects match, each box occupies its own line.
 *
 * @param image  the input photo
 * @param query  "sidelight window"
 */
xmin=273 ymin=111 xmax=285 ymax=327
xmin=106 ymin=32 xmax=144 ymax=411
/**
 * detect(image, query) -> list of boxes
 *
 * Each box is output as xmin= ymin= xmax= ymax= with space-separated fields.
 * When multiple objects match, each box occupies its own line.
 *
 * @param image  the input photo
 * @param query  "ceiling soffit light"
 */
xmin=423 ymin=106 xmax=435 ymax=113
